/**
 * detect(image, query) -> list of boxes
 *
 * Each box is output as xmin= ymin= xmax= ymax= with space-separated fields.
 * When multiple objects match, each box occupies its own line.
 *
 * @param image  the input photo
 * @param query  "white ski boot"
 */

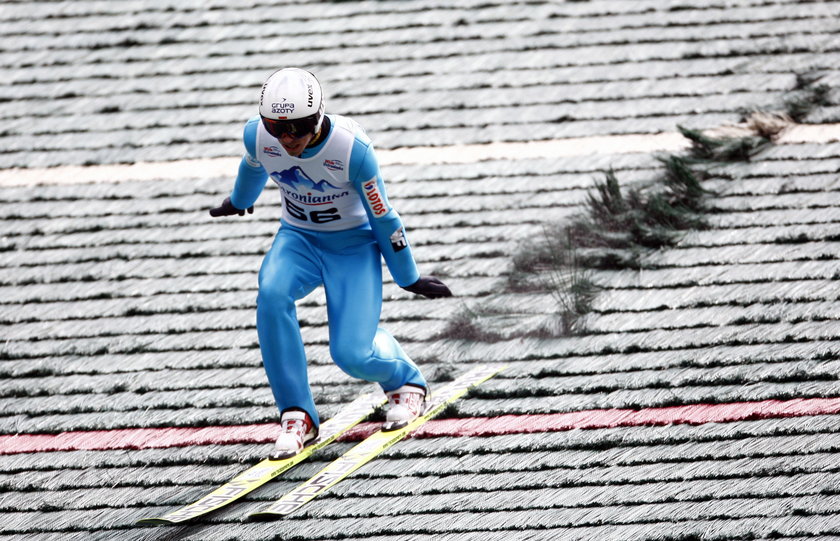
xmin=383 ymin=385 xmax=427 ymax=431
xmin=270 ymin=410 xmax=317 ymax=460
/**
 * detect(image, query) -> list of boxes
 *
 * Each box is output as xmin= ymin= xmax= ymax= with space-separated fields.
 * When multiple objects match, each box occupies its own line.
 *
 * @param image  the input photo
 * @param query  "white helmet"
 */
xmin=259 ymin=68 xmax=325 ymax=137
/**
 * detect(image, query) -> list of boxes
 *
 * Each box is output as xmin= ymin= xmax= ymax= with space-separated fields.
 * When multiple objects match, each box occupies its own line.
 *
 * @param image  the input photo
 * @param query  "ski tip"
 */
xmin=135 ymin=517 xmax=173 ymax=526
xmin=245 ymin=511 xmax=283 ymax=522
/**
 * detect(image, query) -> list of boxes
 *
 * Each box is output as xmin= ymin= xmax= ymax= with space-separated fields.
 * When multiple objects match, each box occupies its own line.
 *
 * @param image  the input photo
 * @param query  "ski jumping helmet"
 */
xmin=259 ymin=68 xmax=325 ymax=138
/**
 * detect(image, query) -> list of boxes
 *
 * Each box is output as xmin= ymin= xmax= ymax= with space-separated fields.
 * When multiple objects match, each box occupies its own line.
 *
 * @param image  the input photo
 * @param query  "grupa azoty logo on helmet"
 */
xmin=271 ymin=101 xmax=295 ymax=115
xmin=269 ymin=82 xmax=313 ymax=116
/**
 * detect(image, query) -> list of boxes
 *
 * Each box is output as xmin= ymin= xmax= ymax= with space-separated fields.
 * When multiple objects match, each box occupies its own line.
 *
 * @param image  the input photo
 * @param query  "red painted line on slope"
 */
xmin=340 ymin=396 xmax=840 ymax=440
xmin=0 ymin=424 xmax=284 ymax=456
xmin=2 ymin=397 xmax=840 ymax=455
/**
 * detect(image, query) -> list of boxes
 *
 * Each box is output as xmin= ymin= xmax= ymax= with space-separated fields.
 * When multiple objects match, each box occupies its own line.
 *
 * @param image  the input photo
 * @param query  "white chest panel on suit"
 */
xmin=256 ymin=115 xmax=368 ymax=231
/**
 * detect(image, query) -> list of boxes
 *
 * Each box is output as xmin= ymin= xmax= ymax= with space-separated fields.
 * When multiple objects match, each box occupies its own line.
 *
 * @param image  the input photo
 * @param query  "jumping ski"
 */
xmin=137 ymin=390 xmax=386 ymax=525
xmin=248 ymin=364 xmax=504 ymax=520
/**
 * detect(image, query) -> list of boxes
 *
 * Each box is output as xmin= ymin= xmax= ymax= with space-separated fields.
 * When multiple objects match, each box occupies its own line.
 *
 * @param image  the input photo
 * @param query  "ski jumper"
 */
xmin=229 ymin=113 xmax=426 ymax=430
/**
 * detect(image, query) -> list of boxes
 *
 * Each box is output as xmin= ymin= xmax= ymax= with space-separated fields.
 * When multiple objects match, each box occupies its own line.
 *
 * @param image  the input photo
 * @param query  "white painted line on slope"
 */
xmin=777 ymin=123 xmax=840 ymax=143
xmin=380 ymin=132 xmax=691 ymax=165
xmin=1 ymin=124 xmax=838 ymax=188
xmin=0 ymin=134 xmax=688 ymax=188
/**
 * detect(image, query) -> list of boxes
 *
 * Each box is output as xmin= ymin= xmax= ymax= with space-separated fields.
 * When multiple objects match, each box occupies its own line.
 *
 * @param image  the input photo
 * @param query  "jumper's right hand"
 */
xmin=209 ymin=197 xmax=254 ymax=217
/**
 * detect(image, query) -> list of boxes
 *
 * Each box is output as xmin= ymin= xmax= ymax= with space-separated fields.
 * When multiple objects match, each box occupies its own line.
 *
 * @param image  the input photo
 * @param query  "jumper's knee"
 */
xmin=257 ymin=281 xmax=297 ymax=315
xmin=330 ymin=343 xmax=375 ymax=380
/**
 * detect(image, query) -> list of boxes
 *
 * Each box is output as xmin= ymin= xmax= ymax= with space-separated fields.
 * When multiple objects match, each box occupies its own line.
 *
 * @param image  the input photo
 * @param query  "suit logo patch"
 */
xmin=390 ymin=227 xmax=408 ymax=252
xmin=362 ymin=179 xmax=389 ymax=218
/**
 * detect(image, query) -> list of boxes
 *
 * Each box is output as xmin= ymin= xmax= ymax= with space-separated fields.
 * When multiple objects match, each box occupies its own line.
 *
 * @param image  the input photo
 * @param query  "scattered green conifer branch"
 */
xmin=540 ymin=228 xmax=598 ymax=335
xmin=435 ymin=304 xmax=506 ymax=343
xmin=784 ymin=72 xmax=831 ymax=122
xmin=503 ymin=125 xmax=776 ymax=336
xmin=446 ymin=71 xmax=832 ymax=341
xmin=678 ymin=125 xmax=770 ymax=162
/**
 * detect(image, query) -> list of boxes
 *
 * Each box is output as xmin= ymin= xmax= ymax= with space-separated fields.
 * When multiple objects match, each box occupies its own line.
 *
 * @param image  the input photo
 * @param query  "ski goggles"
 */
xmin=261 ymin=114 xmax=319 ymax=138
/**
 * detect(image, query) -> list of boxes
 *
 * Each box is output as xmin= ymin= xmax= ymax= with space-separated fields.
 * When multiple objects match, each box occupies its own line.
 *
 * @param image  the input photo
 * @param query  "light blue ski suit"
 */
xmin=227 ymin=114 xmax=426 ymax=429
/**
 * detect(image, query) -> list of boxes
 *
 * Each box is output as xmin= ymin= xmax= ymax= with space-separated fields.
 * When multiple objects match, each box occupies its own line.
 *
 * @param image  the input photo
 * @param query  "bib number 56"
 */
xmin=285 ymin=198 xmax=341 ymax=224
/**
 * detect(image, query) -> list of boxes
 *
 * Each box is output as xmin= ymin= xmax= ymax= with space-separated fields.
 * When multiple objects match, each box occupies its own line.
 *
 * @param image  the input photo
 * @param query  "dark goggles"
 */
xmin=261 ymin=114 xmax=319 ymax=138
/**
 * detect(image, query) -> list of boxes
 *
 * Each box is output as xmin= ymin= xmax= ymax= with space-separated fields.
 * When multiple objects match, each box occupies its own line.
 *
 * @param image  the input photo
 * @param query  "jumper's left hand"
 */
xmin=403 ymin=276 xmax=453 ymax=299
